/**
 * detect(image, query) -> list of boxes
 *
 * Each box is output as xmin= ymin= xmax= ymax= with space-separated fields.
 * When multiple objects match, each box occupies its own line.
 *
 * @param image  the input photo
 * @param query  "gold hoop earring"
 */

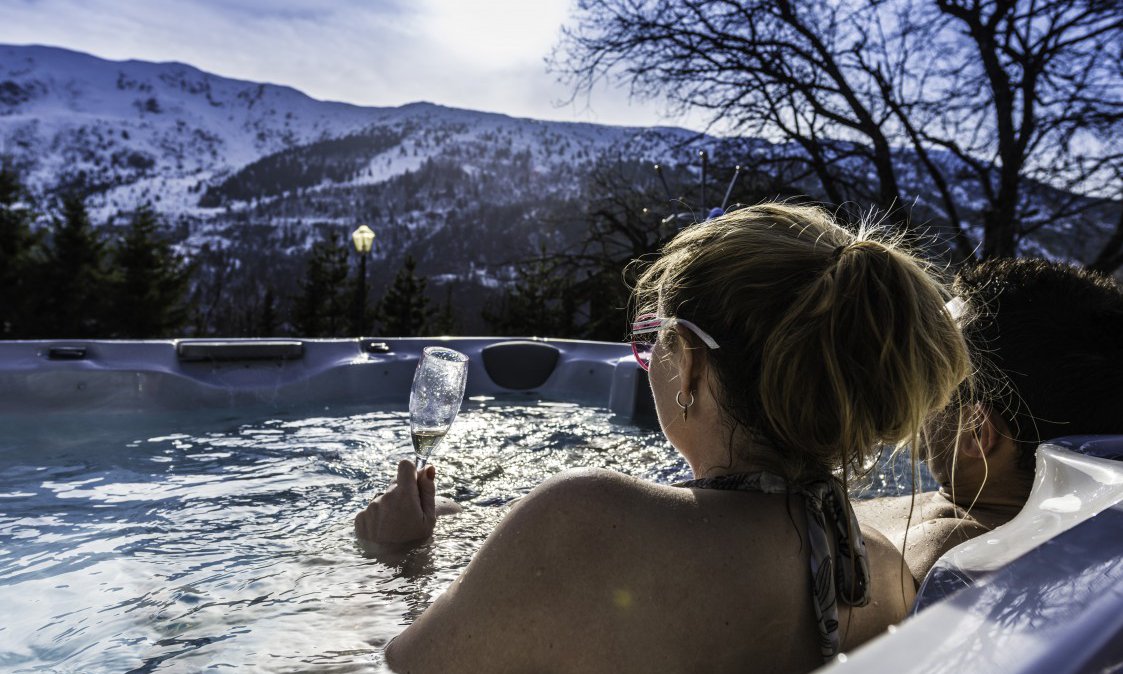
xmin=676 ymin=390 xmax=695 ymax=422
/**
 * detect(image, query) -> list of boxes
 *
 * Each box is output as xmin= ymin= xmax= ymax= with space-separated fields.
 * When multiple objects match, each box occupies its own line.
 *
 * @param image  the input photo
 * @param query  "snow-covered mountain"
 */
xmin=0 ymin=45 xmax=743 ymax=332
xmin=2 ymin=43 xmax=1115 ymax=328
xmin=0 ymin=44 xmax=710 ymax=224
xmin=1 ymin=45 xmax=373 ymax=213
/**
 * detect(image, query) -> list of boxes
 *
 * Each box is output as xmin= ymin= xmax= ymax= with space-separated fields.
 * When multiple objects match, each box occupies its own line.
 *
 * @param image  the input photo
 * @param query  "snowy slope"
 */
xmin=0 ymin=45 xmax=709 ymax=223
xmin=0 ymin=45 xmax=391 ymax=216
xmin=4 ymin=44 xmax=1109 ymax=271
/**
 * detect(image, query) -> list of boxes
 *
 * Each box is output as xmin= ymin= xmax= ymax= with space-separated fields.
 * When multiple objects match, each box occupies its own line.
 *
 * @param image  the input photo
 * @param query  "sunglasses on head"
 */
xmin=629 ymin=313 xmax=721 ymax=371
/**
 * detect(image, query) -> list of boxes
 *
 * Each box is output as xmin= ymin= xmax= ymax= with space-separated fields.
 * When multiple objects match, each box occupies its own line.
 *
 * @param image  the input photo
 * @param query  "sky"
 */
xmin=0 ymin=0 xmax=706 ymax=131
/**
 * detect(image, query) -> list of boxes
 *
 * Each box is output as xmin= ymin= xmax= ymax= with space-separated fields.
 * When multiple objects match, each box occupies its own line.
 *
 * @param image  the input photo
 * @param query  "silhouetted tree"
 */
xmin=484 ymin=245 xmax=578 ymax=338
xmin=554 ymin=1 xmax=911 ymax=227
xmin=530 ymin=157 xmax=805 ymax=340
xmin=429 ymin=285 xmax=458 ymax=336
xmin=899 ymin=0 xmax=1123 ymax=260
xmin=187 ymin=245 xmax=234 ymax=336
xmin=107 ymin=205 xmax=191 ymax=337
xmin=38 ymin=195 xmax=109 ymax=337
xmin=258 ymin=285 xmax=278 ymax=336
xmin=0 ymin=167 xmax=44 ymax=337
xmin=292 ymin=230 xmax=350 ymax=336
xmin=375 ymin=255 xmax=433 ymax=336
xmin=554 ymin=0 xmax=1123 ymax=266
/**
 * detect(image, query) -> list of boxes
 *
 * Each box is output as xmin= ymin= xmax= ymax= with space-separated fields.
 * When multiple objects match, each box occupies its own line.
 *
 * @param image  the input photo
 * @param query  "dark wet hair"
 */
xmin=955 ymin=258 xmax=1123 ymax=470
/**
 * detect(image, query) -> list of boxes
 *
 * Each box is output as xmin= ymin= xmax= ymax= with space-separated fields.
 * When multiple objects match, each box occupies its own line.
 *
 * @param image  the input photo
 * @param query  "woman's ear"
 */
xmin=674 ymin=327 xmax=705 ymax=394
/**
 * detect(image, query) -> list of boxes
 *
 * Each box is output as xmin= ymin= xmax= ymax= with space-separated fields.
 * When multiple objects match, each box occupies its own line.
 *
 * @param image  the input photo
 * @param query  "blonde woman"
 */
xmin=357 ymin=203 xmax=970 ymax=674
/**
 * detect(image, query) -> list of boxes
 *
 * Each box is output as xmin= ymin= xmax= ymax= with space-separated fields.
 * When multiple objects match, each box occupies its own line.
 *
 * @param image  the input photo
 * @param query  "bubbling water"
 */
xmin=0 ymin=400 xmax=923 ymax=672
xmin=0 ymin=401 xmax=681 ymax=672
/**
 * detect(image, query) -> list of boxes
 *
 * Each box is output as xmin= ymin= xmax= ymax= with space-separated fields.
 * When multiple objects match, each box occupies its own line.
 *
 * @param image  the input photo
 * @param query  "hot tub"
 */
xmin=0 ymin=337 xmax=654 ymax=420
xmin=4 ymin=338 xmax=1120 ymax=673
xmin=0 ymin=337 xmax=671 ymax=672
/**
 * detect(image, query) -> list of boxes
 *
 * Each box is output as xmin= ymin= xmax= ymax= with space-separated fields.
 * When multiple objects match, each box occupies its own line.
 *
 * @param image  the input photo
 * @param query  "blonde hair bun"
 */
xmin=633 ymin=203 xmax=970 ymax=480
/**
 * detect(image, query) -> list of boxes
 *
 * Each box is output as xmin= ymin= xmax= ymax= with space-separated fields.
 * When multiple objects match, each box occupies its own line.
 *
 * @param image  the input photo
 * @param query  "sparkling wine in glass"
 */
xmin=409 ymin=346 xmax=469 ymax=467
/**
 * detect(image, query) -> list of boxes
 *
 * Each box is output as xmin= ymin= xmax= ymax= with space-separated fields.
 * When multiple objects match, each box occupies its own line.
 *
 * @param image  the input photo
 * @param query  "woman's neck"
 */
xmin=688 ymin=429 xmax=790 ymax=479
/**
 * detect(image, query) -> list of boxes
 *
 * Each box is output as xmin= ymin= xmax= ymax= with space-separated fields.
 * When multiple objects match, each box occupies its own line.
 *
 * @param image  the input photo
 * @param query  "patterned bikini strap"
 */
xmin=676 ymin=471 xmax=871 ymax=659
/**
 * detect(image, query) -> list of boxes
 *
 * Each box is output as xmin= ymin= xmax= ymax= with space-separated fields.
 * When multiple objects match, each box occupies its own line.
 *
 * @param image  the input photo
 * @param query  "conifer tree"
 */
xmin=292 ymin=231 xmax=350 ymax=337
xmin=429 ymin=285 xmax=457 ymax=336
xmin=375 ymin=255 xmax=433 ymax=336
xmin=0 ymin=167 xmax=44 ymax=337
xmin=484 ymin=249 xmax=576 ymax=338
xmin=258 ymin=285 xmax=278 ymax=336
xmin=107 ymin=205 xmax=191 ymax=338
xmin=39 ymin=195 xmax=109 ymax=337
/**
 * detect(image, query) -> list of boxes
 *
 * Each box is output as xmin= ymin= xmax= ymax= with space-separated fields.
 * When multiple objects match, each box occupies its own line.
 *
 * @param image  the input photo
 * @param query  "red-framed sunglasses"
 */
xmin=629 ymin=313 xmax=721 ymax=371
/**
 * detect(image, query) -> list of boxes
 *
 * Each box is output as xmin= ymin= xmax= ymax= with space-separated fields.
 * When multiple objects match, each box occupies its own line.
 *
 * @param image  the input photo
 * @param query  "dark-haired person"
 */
xmin=854 ymin=258 xmax=1123 ymax=586
xmin=356 ymin=203 xmax=970 ymax=674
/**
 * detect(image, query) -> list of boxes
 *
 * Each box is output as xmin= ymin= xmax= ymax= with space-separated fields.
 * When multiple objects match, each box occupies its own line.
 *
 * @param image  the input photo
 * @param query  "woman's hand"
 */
xmin=355 ymin=460 xmax=437 ymax=545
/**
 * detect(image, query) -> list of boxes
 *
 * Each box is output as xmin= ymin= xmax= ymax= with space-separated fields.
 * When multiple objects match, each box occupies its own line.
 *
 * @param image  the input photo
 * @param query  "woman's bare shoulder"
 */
xmin=838 ymin=524 xmax=916 ymax=651
xmin=385 ymin=469 xmax=679 ymax=673
xmin=494 ymin=467 xmax=690 ymax=552
xmin=519 ymin=467 xmax=680 ymax=511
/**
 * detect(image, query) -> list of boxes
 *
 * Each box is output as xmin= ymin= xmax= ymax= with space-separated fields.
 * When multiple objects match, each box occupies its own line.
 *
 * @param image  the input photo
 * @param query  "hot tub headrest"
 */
xmin=1045 ymin=435 xmax=1123 ymax=461
xmin=481 ymin=341 xmax=560 ymax=390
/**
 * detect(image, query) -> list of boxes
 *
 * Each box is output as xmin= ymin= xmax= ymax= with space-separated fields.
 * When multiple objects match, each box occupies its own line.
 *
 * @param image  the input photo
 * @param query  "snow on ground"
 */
xmin=0 ymin=45 xmax=715 ymax=223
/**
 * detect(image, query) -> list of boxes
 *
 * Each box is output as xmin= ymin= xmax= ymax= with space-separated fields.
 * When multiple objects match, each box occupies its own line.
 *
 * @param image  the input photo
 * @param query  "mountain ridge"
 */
xmin=1 ymin=44 xmax=730 ymax=334
xmin=0 ymin=43 xmax=706 ymax=222
xmin=2 ymin=44 xmax=1116 ymax=336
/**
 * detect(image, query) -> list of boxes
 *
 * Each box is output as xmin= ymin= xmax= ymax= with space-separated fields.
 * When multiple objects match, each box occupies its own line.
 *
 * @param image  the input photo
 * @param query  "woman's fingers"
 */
xmin=355 ymin=461 xmax=442 ymax=544
xmin=418 ymin=464 xmax=437 ymax=525
xmin=354 ymin=501 xmax=379 ymax=541
xmin=394 ymin=459 xmax=419 ymax=498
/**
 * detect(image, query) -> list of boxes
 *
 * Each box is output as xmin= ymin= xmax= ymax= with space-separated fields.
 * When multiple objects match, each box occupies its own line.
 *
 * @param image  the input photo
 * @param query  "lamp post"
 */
xmin=351 ymin=224 xmax=375 ymax=335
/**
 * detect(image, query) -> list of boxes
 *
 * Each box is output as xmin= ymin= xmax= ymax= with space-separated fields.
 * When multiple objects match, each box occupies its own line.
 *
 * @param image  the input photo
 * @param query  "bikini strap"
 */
xmin=676 ymin=471 xmax=871 ymax=659
xmin=798 ymin=478 xmax=871 ymax=658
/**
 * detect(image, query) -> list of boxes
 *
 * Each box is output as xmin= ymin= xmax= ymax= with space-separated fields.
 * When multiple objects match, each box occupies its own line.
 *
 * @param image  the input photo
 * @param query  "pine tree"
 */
xmin=429 ymin=285 xmax=457 ymax=336
xmin=39 ymin=195 xmax=109 ymax=337
xmin=375 ymin=255 xmax=433 ymax=336
xmin=292 ymin=231 xmax=350 ymax=337
xmin=484 ymin=249 xmax=576 ymax=338
xmin=107 ymin=205 xmax=191 ymax=338
xmin=258 ymin=285 xmax=277 ymax=336
xmin=0 ymin=167 xmax=44 ymax=337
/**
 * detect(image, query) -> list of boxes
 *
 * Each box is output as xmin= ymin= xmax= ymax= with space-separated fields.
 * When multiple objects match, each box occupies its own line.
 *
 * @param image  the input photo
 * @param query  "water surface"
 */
xmin=0 ymin=401 xmax=677 ymax=672
xmin=0 ymin=400 xmax=924 ymax=672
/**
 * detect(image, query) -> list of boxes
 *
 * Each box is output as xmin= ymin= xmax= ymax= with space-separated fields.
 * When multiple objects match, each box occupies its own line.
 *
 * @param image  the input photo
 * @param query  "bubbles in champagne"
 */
xmin=411 ymin=427 xmax=447 ymax=459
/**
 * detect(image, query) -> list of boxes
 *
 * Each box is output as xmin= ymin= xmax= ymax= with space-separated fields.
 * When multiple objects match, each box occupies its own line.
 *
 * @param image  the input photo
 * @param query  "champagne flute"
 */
xmin=409 ymin=346 xmax=469 ymax=468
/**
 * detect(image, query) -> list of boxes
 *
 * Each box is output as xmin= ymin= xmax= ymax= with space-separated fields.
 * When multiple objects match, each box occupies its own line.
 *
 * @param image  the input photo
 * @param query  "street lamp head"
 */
xmin=351 ymin=225 xmax=375 ymax=255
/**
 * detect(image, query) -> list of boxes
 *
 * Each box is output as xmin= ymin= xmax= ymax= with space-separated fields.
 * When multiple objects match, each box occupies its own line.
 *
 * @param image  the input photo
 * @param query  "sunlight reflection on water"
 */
xmin=0 ymin=400 xmax=922 ymax=672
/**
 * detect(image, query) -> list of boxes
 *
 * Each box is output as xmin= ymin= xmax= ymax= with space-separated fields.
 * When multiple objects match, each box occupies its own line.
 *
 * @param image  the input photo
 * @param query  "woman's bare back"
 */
xmin=386 ymin=468 xmax=913 ymax=674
